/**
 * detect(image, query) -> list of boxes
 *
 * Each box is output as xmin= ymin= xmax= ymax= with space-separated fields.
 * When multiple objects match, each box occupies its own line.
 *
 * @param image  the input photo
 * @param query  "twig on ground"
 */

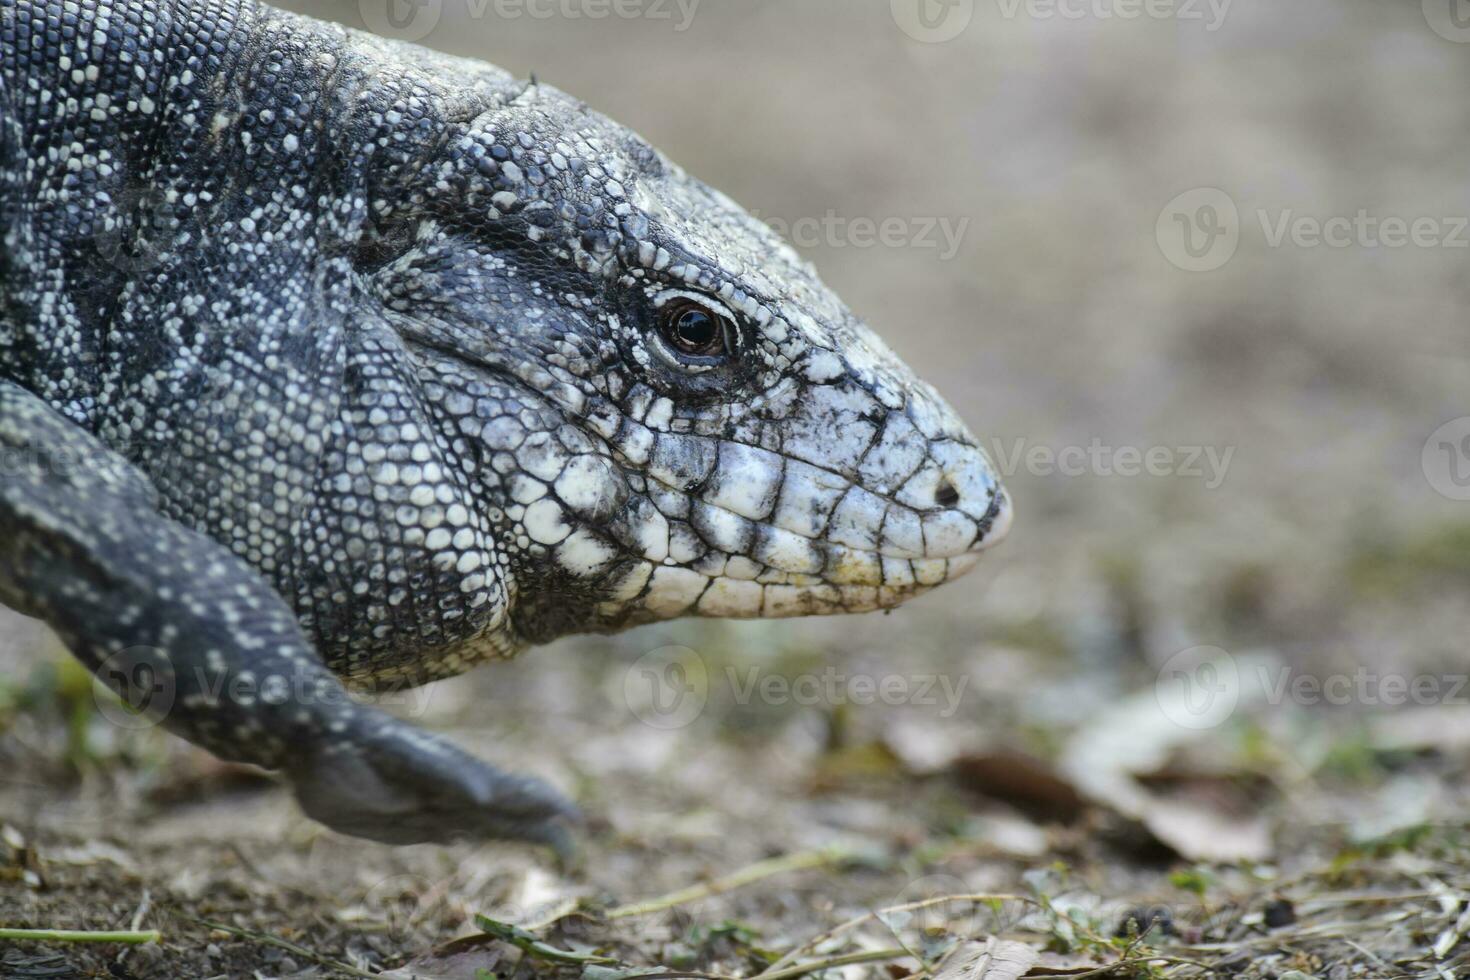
xmin=757 ymin=893 xmax=1031 ymax=976
xmin=752 ymin=947 xmax=918 ymax=980
xmin=184 ymin=916 xmax=381 ymax=979
xmin=128 ymin=888 xmax=152 ymax=933
xmin=607 ymin=845 xmax=855 ymax=920
xmin=1024 ymin=955 xmax=1201 ymax=980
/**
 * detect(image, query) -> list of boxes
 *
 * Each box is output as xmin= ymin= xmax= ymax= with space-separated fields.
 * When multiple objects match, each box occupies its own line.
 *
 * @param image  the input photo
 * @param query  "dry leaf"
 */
xmin=1141 ymin=797 xmax=1271 ymax=863
xmin=934 ymin=938 xmax=1040 ymax=980
xmin=951 ymin=750 xmax=1086 ymax=823
xmin=1058 ymin=652 xmax=1280 ymax=862
xmin=382 ymin=937 xmax=513 ymax=980
xmin=1371 ymin=704 xmax=1470 ymax=754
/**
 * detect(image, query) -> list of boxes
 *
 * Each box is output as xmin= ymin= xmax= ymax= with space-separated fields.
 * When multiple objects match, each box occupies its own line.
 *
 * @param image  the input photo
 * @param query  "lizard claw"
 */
xmin=286 ymin=718 xmax=581 ymax=854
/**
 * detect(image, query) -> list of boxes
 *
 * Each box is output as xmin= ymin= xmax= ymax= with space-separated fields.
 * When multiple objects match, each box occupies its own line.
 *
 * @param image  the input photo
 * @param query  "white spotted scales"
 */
xmin=0 ymin=0 xmax=1011 ymax=849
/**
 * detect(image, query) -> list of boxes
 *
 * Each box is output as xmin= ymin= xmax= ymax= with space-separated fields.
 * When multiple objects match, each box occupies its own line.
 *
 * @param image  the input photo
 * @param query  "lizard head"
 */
xmin=371 ymin=72 xmax=1011 ymax=646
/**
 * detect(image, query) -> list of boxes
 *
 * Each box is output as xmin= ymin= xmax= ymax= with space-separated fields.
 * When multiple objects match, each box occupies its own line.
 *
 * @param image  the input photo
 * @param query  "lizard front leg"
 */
xmin=0 ymin=380 xmax=577 ymax=852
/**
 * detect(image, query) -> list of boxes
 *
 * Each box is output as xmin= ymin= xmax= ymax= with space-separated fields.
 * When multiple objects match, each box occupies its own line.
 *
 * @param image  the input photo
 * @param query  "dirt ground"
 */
xmin=4 ymin=0 xmax=1470 ymax=977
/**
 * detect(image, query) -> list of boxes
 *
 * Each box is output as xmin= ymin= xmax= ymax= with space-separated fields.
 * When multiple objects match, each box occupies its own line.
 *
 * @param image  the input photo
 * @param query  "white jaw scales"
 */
xmin=506 ymin=361 xmax=1013 ymax=627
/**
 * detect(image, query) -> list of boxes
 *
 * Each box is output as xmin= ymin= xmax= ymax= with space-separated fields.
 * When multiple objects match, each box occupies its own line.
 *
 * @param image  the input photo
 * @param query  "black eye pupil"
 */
xmin=664 ymin=303 xmax=727 ymax=357
xmin=676 ymin=310 xmax=715 ymax=346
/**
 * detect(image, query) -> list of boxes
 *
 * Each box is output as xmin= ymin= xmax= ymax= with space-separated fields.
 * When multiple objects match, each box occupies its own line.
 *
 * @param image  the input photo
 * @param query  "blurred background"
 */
xmin=4 ymin=0 xmax=1470 ymax=973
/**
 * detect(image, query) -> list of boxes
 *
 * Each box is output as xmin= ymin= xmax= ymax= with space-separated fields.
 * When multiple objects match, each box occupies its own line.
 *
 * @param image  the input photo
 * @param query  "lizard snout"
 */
xmin=975 ymin=485 xmax=1013 ymax=551
xmin=908 ymin=438 xmax=1011 ymax=564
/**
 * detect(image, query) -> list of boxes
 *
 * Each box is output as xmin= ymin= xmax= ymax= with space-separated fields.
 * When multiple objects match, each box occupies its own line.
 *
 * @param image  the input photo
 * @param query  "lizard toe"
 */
xmin=287 ymin=718 xmax=581 ymax=851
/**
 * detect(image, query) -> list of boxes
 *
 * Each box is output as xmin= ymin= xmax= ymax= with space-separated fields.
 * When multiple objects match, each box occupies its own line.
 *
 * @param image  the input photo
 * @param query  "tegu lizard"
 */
xmin=0 ymin=0 xmax=1012 ymax=850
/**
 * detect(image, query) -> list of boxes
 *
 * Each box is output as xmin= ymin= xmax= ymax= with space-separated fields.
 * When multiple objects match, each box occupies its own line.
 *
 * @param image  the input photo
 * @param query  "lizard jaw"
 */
xmin=623 ymin=493 xmax=1010 ymax=623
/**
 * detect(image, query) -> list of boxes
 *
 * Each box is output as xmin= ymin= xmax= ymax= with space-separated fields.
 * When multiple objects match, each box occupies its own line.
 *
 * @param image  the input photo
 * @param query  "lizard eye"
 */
xmin=658 ymin=299 xmax=732 ymax=361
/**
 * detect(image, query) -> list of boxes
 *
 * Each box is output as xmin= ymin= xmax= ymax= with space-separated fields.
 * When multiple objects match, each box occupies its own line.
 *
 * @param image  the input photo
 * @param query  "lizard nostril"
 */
xmin=934 ymin=476 xmax=961 ymax=509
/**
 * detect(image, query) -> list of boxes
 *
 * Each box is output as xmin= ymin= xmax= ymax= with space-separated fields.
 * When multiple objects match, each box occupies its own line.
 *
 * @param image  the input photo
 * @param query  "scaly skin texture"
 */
xmin=0 ymin=0 xmax=1011 ymax=849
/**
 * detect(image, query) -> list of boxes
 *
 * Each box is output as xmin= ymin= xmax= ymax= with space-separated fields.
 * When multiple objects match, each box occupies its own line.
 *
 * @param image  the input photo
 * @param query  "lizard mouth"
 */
xmin=603 ymin=456 xmax=1011 ymax=621
xmin=603 ymin=542 xmax=986 ymax=622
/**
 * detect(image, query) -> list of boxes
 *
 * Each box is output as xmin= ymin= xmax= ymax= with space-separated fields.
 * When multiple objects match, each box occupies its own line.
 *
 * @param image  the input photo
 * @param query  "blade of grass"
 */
xmin=474 ymin=914 xmax=619 ymax=965
xmin=0 ymin=927 xmax=160 ymax=944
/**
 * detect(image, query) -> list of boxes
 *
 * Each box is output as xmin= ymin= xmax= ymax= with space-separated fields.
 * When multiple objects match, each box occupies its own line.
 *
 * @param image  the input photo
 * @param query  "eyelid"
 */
xmin=652 ymin=288 xmax=738 ymax=325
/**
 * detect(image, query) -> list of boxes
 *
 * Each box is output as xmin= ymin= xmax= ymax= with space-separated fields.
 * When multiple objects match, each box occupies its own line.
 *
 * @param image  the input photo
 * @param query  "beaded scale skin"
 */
xmin=0 ymin=0 xmax=1011 ymax=848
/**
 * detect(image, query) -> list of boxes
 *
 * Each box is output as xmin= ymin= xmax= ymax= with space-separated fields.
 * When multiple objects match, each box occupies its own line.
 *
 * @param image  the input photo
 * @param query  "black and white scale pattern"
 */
xmin=0 ymin=0 xmax=1011 ymax=847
